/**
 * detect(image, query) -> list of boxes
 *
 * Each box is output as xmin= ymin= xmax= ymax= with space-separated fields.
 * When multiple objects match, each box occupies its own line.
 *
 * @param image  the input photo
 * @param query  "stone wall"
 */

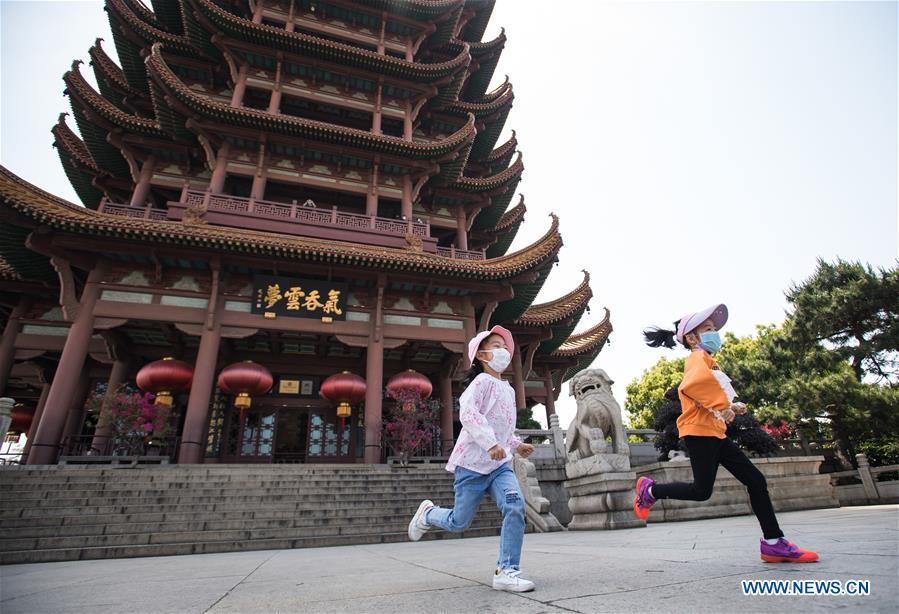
xmin=635 ymin=456 xmax=838 ymax=523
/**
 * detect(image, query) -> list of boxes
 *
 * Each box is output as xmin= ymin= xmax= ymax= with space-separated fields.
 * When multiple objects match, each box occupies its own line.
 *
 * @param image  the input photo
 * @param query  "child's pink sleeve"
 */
xmin=458 ymin=376 xmax=499 ymax=451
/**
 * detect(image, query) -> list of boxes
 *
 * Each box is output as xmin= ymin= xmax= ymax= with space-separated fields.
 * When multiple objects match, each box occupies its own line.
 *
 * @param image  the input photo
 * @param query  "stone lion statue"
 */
xmin=566 ymin=368 xmax=629 ymax=460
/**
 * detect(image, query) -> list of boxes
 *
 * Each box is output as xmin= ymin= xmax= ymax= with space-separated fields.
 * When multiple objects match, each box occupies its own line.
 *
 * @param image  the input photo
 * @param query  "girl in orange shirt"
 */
xmin=635 ymin=304 xmax=818 ymax=563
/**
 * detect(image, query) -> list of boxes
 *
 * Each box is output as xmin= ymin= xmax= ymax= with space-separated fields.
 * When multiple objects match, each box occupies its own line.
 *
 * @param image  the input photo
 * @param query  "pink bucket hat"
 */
xmin=468 ymin=325 xmax=514 ymax=363
xmin=676 ymin=304 xmax=728 ymax=344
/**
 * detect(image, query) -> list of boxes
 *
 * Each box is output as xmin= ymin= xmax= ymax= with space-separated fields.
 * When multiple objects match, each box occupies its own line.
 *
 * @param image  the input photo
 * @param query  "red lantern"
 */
xmin=9 ymin=404 xmax=34 ymax=435
xmin=387 ymin=369 xmax=433 ymax=411
xmin=136 ymin=357 xmax=194 ymax=406
xmin=217 ymin=361 xmax=273 ymax=409
xmin=320 ymin=371 xmax=366 ymax=429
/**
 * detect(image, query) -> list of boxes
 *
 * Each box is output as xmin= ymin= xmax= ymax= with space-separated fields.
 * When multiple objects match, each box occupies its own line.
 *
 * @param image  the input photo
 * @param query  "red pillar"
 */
xmin=27 ymin=264 xmax=105 ymax=465
xmin=456 ymin=207 xmax=469 ymax=251
xmin=366 ymin=164 xmax=379 ymax=216
xmin=0 ymin=297 xmax=29 ymax=394
xmin=439 ymin=371 xmax=454 ymax=455
xmin=90 ymin=358 xmax=130 ymax=454
xmin=401 ymin=175 xmax=413 ymax=220
xmin=209 ymin=143 xmax=230 ymax=193
xmin=267 ymin=61 xmax=282 ymax=114
xmin=60 ymin=362 xmax=93 ymax=450
xmin=178 ymin=325 xmax=221 ymax=464
xmin=511 ymin=343 xmax=526 ymax=410
xmin=372 ymin=83 xmax=383 ymax=134
xmin=252 ymin=0 xmax=265 ymax=23
xmin=364 ymin=340 xmax=384 ymax=464
xmin=403 ymin=99 xmax=413 ymax=141
xmin=363 ymin=280 xmax=385 ymax=464
xmin=20 ymin=381 xmax=50 ymax=464
xmin=129 ymin=155 xmax=156 ymax=207
xmin=250 ymin=144 xmax=268 ymax=200
xmin=230 ymin=64 xmax=249 ymax=108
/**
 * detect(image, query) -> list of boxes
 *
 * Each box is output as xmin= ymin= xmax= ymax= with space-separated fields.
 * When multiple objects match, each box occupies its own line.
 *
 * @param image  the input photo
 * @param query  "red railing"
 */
xmin=98 ymin=198 xmax=167 ymax=220
xmin=436 ymin=246 xmax=486 ymax=260
xmin=183 ymin=190 xmax=430 ymax=239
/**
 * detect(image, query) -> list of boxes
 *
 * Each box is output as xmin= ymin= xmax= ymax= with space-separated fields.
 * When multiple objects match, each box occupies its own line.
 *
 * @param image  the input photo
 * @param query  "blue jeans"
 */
xmin=425 ymin=463 xmax=526 ymax=570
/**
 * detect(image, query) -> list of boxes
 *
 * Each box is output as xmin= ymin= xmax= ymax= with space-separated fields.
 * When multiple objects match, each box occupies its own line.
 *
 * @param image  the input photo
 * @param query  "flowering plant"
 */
xmin=88 ymin=386 xmax=175 ymax=455
xmin=761 ymin=420 xmax=795 ymax=442
xmin=382 ymin=393 xmax=440 ymax=465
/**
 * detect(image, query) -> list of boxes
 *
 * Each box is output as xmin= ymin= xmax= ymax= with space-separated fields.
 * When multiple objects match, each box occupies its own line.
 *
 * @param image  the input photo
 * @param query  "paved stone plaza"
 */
xmin=1 ymin=505 xmax=896 ymax=613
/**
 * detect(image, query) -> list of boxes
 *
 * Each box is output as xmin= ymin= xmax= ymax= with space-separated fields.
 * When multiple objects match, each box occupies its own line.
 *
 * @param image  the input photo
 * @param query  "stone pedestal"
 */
xmin=565 ymin=469 xmax=646 ymax=530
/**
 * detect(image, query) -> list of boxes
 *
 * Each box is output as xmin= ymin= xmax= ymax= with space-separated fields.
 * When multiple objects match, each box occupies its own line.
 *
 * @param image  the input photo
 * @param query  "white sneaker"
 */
xmin=408 ymin=499 xmax=434 ymax=541
xmin=492 ymin=568 xmax=535 ymax=592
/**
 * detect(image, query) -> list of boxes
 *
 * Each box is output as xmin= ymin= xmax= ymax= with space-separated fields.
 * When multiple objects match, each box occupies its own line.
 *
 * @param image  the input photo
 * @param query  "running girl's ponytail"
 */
xmin=644 ymin=321 xmax=682 ymax=349
xmin=463 ymin=358 xmax=484 ymax=386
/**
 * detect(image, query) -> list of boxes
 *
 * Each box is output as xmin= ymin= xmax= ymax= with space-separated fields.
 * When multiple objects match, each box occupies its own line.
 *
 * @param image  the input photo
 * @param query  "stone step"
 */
xmin=2 ymin=495 xmax=470 ymax=519
xmin=0 ymin=475 xmax=455 ymax=491
xmin=0 ymin=488 xmax=465 ymax=511
xmin=0 ymin=465 xmax=505 ymax=564
xmin=0 ymin=525 xmax=503 ymax=565
xmin=0 ymin=502 xmax=468 ymax=529
xmin=0 ymin=513 xmax=504 ymax=552
xmin=0 ymin=481 xmax=459 ymax=499
xmin=0 ymin=506 xmax=504 ymax=540
xmin=0 ymin=470 xmax=449 ymax=485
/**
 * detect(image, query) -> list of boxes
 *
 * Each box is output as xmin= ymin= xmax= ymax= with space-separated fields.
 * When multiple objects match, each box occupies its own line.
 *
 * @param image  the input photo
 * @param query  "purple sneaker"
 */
xmin=760 ymin=538 xmax=819 ymax=563
xmin=633 ymin=476 xmax=656 ymax=520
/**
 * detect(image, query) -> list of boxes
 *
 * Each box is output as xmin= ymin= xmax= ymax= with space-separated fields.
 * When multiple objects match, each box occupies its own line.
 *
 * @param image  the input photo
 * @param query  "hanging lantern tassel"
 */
xmin=337 ymin=401 xmax=352 ymax=430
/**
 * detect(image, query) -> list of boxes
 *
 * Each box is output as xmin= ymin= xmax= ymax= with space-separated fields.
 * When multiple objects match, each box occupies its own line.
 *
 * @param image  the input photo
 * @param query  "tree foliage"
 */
xmin=626 ymin=259 xmax=899 ymax=468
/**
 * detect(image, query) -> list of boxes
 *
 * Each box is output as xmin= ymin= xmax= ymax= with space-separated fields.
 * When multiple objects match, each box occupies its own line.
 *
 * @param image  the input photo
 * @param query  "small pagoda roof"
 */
xmin=552 ymin=309 xmax=613 ymax=358
xmin=107 ymin=0 xmax=194 ymax=56
xmin=52 ymin=113 xmax=98 ymax=174
xmin=461 ymin=30 xmax=506 ymax=99
xmin=484 ymin=196 xmax=525 ymax=258
xmin=89 ymin=38 xmax=141 ymax=102
xmin=445 ymin=80 xmax=513 ymax=119
xmin=454 ymin=151 xmax=522 ymax=192
xmin=458 ymin=0 xmax=496 ymax=43
xmin=545 ymin=309 xmax=614 ymax=387
xmin=194 ymin=0 xmax=471 ymax=83
xmin=0 ymin=166 xmax=563 ymax=282
xmin=64 ymin=60 xmax=165 ymax=138
xmin=516 ymin=271 xmax=593 ymax=328
xmin=148 ymin=0 xmax=185 ymax=35
xmin=147 ymin=44 xmax=476 ymax=159
xmin=51 ymin=113 xmax=106 ymax=210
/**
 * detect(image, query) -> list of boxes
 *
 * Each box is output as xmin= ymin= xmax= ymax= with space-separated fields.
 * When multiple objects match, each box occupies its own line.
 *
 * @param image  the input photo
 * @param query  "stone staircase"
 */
xmin=0 ymin=465 xmax=506 ymax=565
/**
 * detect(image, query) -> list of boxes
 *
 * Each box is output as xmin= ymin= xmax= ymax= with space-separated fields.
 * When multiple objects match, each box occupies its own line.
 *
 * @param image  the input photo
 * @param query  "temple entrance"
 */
xmin=221 ymin=398 xmax=360 ymax=464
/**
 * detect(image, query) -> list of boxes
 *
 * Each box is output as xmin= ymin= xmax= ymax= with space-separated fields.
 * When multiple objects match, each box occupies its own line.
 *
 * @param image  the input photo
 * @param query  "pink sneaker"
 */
xmin=633 ymin=476 xmax=656 ymax=520
xmin=760 ymin=538 xmax=819 ymax=563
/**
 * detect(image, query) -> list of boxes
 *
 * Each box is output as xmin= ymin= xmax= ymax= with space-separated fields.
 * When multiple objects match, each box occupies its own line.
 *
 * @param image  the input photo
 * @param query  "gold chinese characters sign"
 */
xmin=253 ymin=276 xmax=348 ymax=321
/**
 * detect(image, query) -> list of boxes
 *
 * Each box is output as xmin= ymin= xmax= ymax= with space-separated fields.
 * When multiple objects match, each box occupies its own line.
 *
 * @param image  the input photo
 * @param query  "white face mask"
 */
xmin=483 ymin=347 xmax=512 ymax=373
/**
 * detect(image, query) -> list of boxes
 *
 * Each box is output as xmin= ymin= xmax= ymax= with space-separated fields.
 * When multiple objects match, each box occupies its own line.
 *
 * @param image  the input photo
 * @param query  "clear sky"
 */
xmin=1 ymin=1 xmax=897 ymax=429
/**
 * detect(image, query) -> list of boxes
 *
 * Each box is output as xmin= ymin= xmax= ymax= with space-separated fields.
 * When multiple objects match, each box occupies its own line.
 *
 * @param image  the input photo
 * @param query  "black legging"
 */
xmin=652 ymin=435 xmax=784 ymax=539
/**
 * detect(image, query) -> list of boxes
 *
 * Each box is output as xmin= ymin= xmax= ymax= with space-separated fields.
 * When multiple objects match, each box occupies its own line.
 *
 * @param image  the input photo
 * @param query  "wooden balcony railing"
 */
xmin=436 ymin=246 xmax=486 ymax=260
xmin=98 ymin=198 xmax=167 ymax=220
xmin=182 ymin=190 xmax=430 ymax=239
xmin=98 ymin=191 xmax=487 ymax=260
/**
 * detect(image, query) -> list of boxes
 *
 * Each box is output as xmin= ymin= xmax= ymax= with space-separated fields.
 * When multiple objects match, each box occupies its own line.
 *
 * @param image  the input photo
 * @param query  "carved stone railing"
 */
xmin=182 ymin=189 xmax=430 ymax=239
xmin=98 ymin=198 xmax=167 ymax=220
